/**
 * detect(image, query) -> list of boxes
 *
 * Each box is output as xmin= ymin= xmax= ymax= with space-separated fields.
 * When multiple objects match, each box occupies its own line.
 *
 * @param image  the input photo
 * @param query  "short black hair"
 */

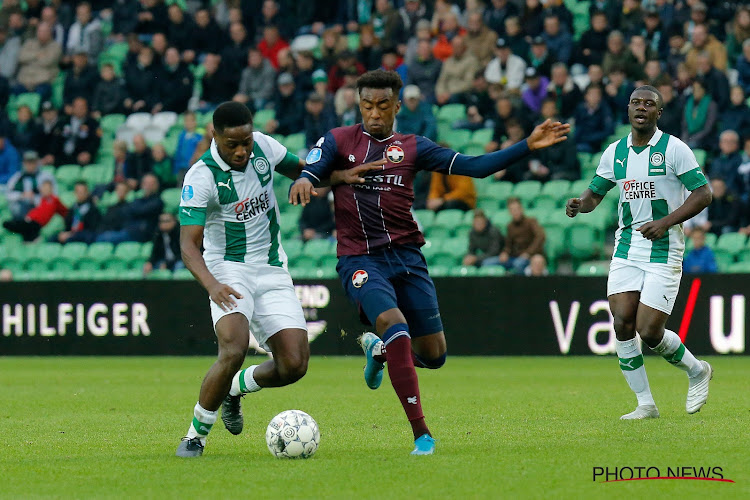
xmin=632 ymin=85 xmax=663 ymax=110
xmin=213 ymin=101 xmax=253 ymax=134
xmin=356 ymin=70 xmax=403 ymax=96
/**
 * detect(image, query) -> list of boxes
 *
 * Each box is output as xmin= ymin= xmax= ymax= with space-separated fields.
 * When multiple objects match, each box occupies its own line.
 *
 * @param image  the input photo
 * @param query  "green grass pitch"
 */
xmin=2 ymin=356 xmax=748 ymax=499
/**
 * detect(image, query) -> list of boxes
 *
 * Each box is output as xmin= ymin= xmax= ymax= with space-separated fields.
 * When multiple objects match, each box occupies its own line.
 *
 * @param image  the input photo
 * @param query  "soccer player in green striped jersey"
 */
xmin=566 ymin=86 xmax=714 ymax=420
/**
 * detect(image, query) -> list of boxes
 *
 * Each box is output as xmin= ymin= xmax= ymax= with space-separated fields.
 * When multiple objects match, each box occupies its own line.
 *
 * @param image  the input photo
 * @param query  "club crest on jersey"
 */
xmin=253 ymin=157 xmax=270 ymax=175
xmin=650 ymin=151 xmax=665 ymax=166
xmin=386 ymin=145 xmax=404 ymax=163
xmin=352 ymin=270 xmax=369 ymax=288
xmin=307 ymin=148 xmax=322 ymax=164
xmin=181 ymin=185 xmax=194 ymax=201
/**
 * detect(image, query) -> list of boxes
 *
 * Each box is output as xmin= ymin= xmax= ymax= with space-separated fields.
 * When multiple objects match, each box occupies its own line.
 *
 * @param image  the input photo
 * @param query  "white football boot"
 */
xmin=686 ymin=361 xmax=713 ymax=414
xmin=620 ymin=405 xmax=660 ymax=420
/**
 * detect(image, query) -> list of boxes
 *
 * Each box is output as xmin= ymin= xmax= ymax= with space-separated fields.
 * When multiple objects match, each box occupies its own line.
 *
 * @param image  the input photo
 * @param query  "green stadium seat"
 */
xmin=81 ymin=164 xmax=113 ymax=188
xmin=728 ymin=261 xmax=750 ymax=273
xmin=253 ymin=109 xmax=275 ymax=131
xmin=476 ymin=198 xmax=500 ymax=211
xmin=735 ymin=248 xmax=750 ymax=263
xmin=426 ymin=225 xmax=452 ymax=241
xmin=539 ymin=179 xmax=571 ymax=207
xmin=420 ymin=241 xmax=440 ymax=261
xmin=532 ymin=197 xmax=557 ymax=212
xmin=615 ymin=124 xmax=631 ymax=138
xmin=147 ymin=269 xmax=173 ymax=280
xmin=24 ymin=258 xmax=49 ymax=272
xmin=430 ymin=253 xmax=459 ymax=267
xmin=448 ymin=266 xmax=478 ymax=277
xmin=454 ymin=225 xmax=470 ymax=240
xmin=100 ymin=114 xmax=126 ymax=136
xmin=434 ymin=209 xmax=466 ymax=228
xmin=716 ymin=232 xmax=747 ymax=255
xmin=441 ymin=237 xmax=468 ymax=256
xmin=49 ymin=258 xmax=76 ymax=272
xmin=566 ymin=225 xmax=601 ymax=261
xmin=437 ymin=104 xmax=466 ymax=124
xmin=712 ymin=249 xmax=735 ymax=272
xmin=576 ymin=261 xmax=610 ymax=276
xmin=470 ymin=128 xmax=493 ymax=146
xmin=140 ymin=242 xmax=153 ymax=259
xmin=114 ymin=242 xmax=142 ymax=262
xmin=283 ymin=133 xmax=306 ymax=154
xmin=512 ymin=181 xmax=542 ymax=205
xmin=56 ymin=165 xmax=83 ymax=189
xmin=569 ymin=179 xmax=591 ymax=197
xmin=693 ymin=149 xmax=707 ymax=167
xmin=437 ymin=122 xmax=453 ymax=144
xmin=1 ymin=258 xmax=25 ymax=273
xmin=490 ymin=211 xmax=511 ymax=229
xmin=413 ymin=209 xmax=436 ymax=229
xmin=291 ymin=255 xmax=317 ymax=269
xmin=76 ymin=258 xmax=102 ymax=271
xmin=543 ymin=224 xmax=567 ymax=262
xmin=34 ymin=242 xmax=63 ymax=262
xmin=86 ymin=242 xmax=114 ymax=262
xmin=318 ymin=254 xmax=338 ymax=269
xmin=173 ymin=268 xmax=194 ymax=280
xmin=283 ymin=239 xmax=304 ymax=261
xmin=477 ymin=266 xmax=506 ymax=276
xmin=60 ymin=242 xmax=88 ymax=261
xmin=576 ymin=152 xmax=593 ymax=169
xmin=302 ymin=239 xmax=333 ymax=257
xmin=103 ymin=257 xmax=131 ymax=272
xmin=445 ymin=129 xmax=472 ymax=151
xmin=428 ymin=265 xmax=450 ymax=277
xmin=462 ymin=143 xmax=486 ymax=156
xmin=161 ymin=188 xmax=182 ymax=214
xmin=485 ymin=181 xmax=514 ymax=204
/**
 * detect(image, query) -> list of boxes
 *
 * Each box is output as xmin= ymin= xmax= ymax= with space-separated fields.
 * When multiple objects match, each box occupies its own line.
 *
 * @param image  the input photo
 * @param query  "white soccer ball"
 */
xmin=265 ymin=410 xmax=320 ymax=459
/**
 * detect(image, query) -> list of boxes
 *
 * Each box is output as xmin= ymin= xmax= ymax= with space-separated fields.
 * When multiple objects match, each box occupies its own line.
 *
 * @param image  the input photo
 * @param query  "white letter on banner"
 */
xmin=39 ymin=304 xmax=56 ymax=336
xmin=2 ymin=304 xmax=23 ymax=336
xmin=87 ymin=304 xmax=109 ymax=336
xmin=58 ymin=303 xmax=74 ymax=336
xmin=112 ymin=303 xmax=129 ymax=336
xmin=132 ymin=303 xmax=150 ymax=336
xmin=588 ymin=300 xmax=615 ymax=355
xmin=549 ymin=300 xmax=579 ymax=354
xmin=710 ymin=295 xmax=745 ymax=354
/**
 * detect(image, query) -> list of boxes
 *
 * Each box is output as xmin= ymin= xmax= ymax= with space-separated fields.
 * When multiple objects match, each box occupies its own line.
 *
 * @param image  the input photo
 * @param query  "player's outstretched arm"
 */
xmin=566 ymin=189 xmax=604 ymax=217
xmin=180 ymin=225 xmax=243 ymax=311
xmin=638 ymin=184 xmax=712 ymax=241
xmin=289 ymin=160 xmax=387 ymax=206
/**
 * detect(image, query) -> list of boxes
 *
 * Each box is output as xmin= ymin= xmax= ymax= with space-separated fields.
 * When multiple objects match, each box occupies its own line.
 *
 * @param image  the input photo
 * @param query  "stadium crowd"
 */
xmin=1 ymin=0 xmax=749 ymax=277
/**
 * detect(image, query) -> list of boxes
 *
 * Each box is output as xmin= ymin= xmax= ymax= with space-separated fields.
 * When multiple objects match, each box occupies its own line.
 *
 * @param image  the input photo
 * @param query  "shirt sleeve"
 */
xmin=671 ymin=139 xmax=708 ymax=191
xmin=258 ymin=133 xmax=300 ymax=176
xmin=179 ymin=165 xmax=213 ymax=226
xmin=298 ymin=131 xmax=338 ymax=186
xmin=588 ymin=145 xmax=617 ymax=195
xmin=414 ymin=136 xmax=460 ymax=173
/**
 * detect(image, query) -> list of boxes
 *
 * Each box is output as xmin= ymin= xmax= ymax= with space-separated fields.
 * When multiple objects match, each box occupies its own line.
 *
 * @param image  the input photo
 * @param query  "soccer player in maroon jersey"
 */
xmin=289 ymin=70 xmax=569 ymax=455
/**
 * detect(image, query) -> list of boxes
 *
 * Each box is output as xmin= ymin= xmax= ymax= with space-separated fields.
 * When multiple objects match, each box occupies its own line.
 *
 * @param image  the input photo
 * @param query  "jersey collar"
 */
xmin=209 ymin=139 xmax=232 ymax=171
xmin=626 ymin=128 xmax=662 ymax=148
xmin=361 ymin=124 xmax=395 ymax=142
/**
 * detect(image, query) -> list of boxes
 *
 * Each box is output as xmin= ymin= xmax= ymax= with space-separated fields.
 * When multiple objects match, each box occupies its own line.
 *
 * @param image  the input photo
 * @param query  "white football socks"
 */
xmin=651 ymin=329 xmax=703 ymax=378
xmin=185 ymin=402 xmax=217 ymax=445
xmin=229 ymin=365 xmax=262 ymax=396
xmin=616 ymin=337 xmax=656 ymax=407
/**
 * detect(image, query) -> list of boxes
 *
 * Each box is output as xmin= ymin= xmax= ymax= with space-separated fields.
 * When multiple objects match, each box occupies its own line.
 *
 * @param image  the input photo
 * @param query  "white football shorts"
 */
xmin=607 ymin=257 xmax=682 ymax=315
xmin=207 ymin=261 xmax=307 ymax=351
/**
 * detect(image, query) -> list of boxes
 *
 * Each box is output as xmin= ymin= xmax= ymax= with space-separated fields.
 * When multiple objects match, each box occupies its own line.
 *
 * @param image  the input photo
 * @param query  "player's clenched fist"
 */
xmin=566 ymin=197 xmax=582 ymax=217
xmin=289 ymin=178 xmax=317 ymax=206
xmin=208 ymin=282 xmax=243 ymax=312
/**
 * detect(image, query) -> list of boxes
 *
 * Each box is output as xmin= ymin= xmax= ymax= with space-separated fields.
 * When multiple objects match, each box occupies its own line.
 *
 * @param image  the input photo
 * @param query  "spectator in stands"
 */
xmin=484 ymin=38 xmax=526 ymax=91
xmin=626 ymin=34 xmax=651 ymax=82
xmin=221 ymin=21 xmax=250 ymax=76
xmin=396 ymin=85 xmax=437 ymax=141
xmin=602 ymin=31 xmax=639 ymax=81
xmin=486 ymin=197 xmax=545 ymax=274
xmin=682 ymin=78 xmax=718 ymax=151
xmin=96 ymin=173 xmax=163 ymax=244
xmin=528 ymin=36 xmax=555 ymax=78
xmin=546 ymin=62 xmax=582 ymax=119
xmin=641 ymin=8 xmax=668 ymax=59
xmin=737 ymin=137 xmax=750 ymax=207
xmin=198 ymin=53 xmax=237 ymax=111
xmin=124 ymin=46 xmax=161 ymax=114
xmin=683 ymin=228 xmax=718 ymax=273
xmin=265 ymin=73 xmax=304 ymax=136
xmin=463 ymin=209 xmax=504 ymax=267
xmin=111 ymin=1 xmax=139 ymax=41
xmin=694 ymin=52 xmax=730 ymax=110
xmin=57 ymin=180 xmax=100 ymax=244
xmin=155 ymin=47 xmax=193 ymax=114
xmin=531 ymin=98 xmax=579 ymax=181
xmin=319 ymin=27 xmax=349 ymax=69
xmin=0 ymin=25 xmax=21 ymax=80
xmin=604 ymin=66 xmax=633 ymax=124
xmin=484 ymin=0 xmax=519 ymax=37
xmin=521 ymin=0 xmax=544 ymax=38
xmin=63 ymin=50 xmax=99 ymax=106
xmin=52 ymin=96 xmax=101 ymax=167
xmin=173 ymin=112 xmax=201 ymax=176
xmin=65 ymin=2 xmax=102 ymax=63
xmin=294 ymin=50 xmax=318 ymax=97
xmin=14 ymin=22 xmax=61 ymax=101
xmin=356 ymin=24 xmax=384 ymax=71
xmin=189 ymin=8 xmax=223 ymax=57
xmin=435 ymin=36 xmax=479 ymax=105
xmin=665 ymin=27 xmax=688 ymax=78
xmin=685 ymin=23 xmax=727 ymax=74
xmin=524 ymin=254 xmax=549 ymax=277
xmin=96 ymin=181 xmax=130 ymax=237
xmin=427 ymin=171 xmax=476 ymax=212
xmin=541 ymin=13 xmax=572 ymax=66
xmin=258 ymin=25 xmax=289 ymax=70
xmin=407 ymin=39 xmax=442 ymax=104
xmin=710 ymin=130 xmax=743 ymax=191
xmin=399 ymin=0 xmax=428 ymax=42
xmin=521 ymin=67 xmax=549 ymax=114
xmin=373 ymin=0 xmax=405 ymax=52
xmin=465 ymin=11 xmax=498 ymax=67
xmin=503 ymin=16 xmax=529 ymax=62
xmin=727 ymin=7 xmax=750 ymax=65
xmin=299 ymin=186 xmax=335 ymax=242
xmin=587 ymin=64 xmax=605 ymax=87
xmin=150 ymin=143 xmax=173 ymax=188
xmin=125 ymin=134 xmax=152 ymax=190
xmin=431 ymin=12 xmax=465 ymax=62
xmin=486 ymin=94 xmax=532 ymax=153
xmin=493 ymin=121 xmax=533 ymax=183
xmin=574 ymin=84 xmax=614 ymax=153
xmin=37 ymin=101 xmax=58 ymax=165
xmin=721 ymin=86 xmax=750 ymax=140
xmin=6 ymin=150 xmax=54 ymax=219
xmin=577 ymin=10 xmax=609 ymax=67
xmin=456 ymin=71 xmax=494 ymax=129
xmin=3 ymin=178 xmax=66 ymax=242
xmin=737 ymin=40 xmax=750 ymax=95
xmin=380 ymin=49 xmax=408 ymax=83
xmin=166 ymin=4 xmax=195 ymax=62
xmin=10 ymin=105 xmax=39 ymax=154
xmin=328 ymin=51 xmax=366 ymax=94
xmin=706 ymin=178 xmax=740 ymax=236
xmin=90 ymin=63 xmax=126 ymax=119
xmin=303 ymin=92 xmax=337 ymax=151
xmin=641 ymin=59 xmax=665 ymax=87
xmin=144 ymin=212 xmax=183 ymax=275
xmin=189 ymin=122 xmax=213 ymax=166
xmin=656 ymin=82 xmax=683 ymax=138
xmin=136 ymin=0 xmax=168 ymax=35
xmin=335 ymin=85 xmax=360 ymax=127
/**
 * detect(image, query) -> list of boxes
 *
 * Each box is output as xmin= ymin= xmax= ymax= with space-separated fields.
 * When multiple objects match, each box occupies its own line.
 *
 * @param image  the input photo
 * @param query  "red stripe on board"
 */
xmin=678 ymin=278 xmax=702 ymax=342
xmin=605 ymin=477 xmax=734 ymax=483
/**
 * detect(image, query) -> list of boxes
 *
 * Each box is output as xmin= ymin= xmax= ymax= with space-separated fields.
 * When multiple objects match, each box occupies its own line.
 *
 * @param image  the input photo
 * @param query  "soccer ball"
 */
xmin=265 ymin=410 xmax=320 ymax=459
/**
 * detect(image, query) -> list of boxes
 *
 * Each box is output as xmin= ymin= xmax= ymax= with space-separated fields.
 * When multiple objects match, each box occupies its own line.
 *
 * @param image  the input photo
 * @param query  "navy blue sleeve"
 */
xmin=415 ymin=136 xmax=531 ymax=178
xmin=298 ymin=132 xmax=338 ymax=187
xmin=414 ymin=136 xmax=461 ymax=173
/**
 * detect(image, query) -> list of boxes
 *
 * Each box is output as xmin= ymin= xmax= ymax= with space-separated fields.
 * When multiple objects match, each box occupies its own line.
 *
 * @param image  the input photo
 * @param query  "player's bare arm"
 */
xmin=566 ymin=188 xmax=604 ymax=217
xmin=638 ymin=184 xmax=712 ymax=241
xmin=180 ymin=224 xmax=243 ymax=311
xmin=526 ymin=119 xmax=571 ymax=150
xmin=289 ymin=160 xmax=387 ymax=206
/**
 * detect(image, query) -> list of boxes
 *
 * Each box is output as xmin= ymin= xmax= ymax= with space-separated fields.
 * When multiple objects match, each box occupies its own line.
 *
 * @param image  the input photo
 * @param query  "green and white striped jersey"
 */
xmin=588 ymin=129 xmax=708 ymax=265
xmin=179 ymin=132 xmax=300 ymax=266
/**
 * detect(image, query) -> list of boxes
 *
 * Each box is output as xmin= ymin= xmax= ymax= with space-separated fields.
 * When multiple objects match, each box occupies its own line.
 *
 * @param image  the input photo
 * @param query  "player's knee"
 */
xmin=637 ymin=325 xmax=663 ymax=346
xmin=612 ymin=316 xmax=635 ymax=338
xmin=416 ymin=352 xmax=447 ymax=369
xmin=218 ymin=344 xmax=246 ymax=372
xmin=277 ymin=354 xmax=308 ymax=384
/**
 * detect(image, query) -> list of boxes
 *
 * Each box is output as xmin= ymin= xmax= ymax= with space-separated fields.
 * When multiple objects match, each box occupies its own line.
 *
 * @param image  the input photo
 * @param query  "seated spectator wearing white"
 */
xmin=6 ymin=150 xmax=55 ymax=219
xmin=56 ymin=180 xmax=100 ymax=244
xmin=65 ymin=2 xmax=103 ymax=64
xmin=484 ymin=37 xmax=526 ymax=91
xmin=299 ymin=187 xmax=335 ymax=242
xmin=234 ymin=47 xmax=276 ymax=112
xmin=484 ymin=197 xmax=546 ymax=274
xmin=463 ymin=209 xmax=505 ymax=268
xmin=144 ymin=212 xmax=183 ymax=275
xmin=173 ymin=112 xmax=202 ymax=177
xmin=683 ymin=228 xmax=718 ymax=274
xmin=96 ymin=173 xmax=163 ymax=244
xmin=573 ymin=84 xmax=614 ymax=153
xmin=3 ymin=179 xmax=66 ymax=242
xmin=524 ymin=254 xmax=549 ymax=277
xmin=396 ymin=85 xmax=437 ymax=141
